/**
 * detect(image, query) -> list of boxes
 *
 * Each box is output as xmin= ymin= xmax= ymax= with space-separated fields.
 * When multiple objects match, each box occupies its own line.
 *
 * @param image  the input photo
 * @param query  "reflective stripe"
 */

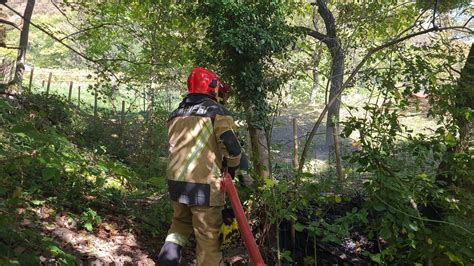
xmin=175 ymin=120 xmax=213 ymax=181
xmin=165 ymin=232 xmax=188 ymax=246
xmin=212 ymin=161 xmax=221 ymax=177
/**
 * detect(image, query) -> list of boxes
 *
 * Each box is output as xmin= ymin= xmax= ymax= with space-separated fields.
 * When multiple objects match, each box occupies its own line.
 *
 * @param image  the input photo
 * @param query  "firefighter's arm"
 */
xmin=214 ymin=114 xmax=242 ymax=176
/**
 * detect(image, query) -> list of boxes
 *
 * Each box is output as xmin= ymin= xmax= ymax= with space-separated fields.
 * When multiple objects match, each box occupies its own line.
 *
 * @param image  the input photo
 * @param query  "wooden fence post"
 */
xmin=143 ymin=88 xmax=146 ymax=113
xmin=46 ymin=72 xmax=52 ymax=95
xmin=9 ymin=63 xmax=14 ymax=82
xmin=42 ymin=80 xmax=45 ymax=87
xmin=291 ymin=117 xmax=298 ymax=263
xmin=333 ymin=126 xmax=344 ymax=181
xmin=28 ymin=67 xmax=34 ymax=92
xmin=77 ymin=86 xmax=81 ymax=109
xmin=293 ymin=118 xmax=299 ymax=169
xmin=121 ymin=100 xmax=125 ymax=125
xmin=94 ymin=90 xmax=98 ymax=117
xmin=0 ymin=59 xmax=5 ymax=83
xmin=67 ymin=81 xmax=73 ymax=102
xmin=149 ymin=92 xmax=155 ymax=119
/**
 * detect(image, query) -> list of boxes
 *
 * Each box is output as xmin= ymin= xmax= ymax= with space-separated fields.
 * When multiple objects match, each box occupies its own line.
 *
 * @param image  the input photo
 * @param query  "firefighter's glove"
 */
xmin=237 ymin=169 xmax=254 ymax=188
xmin=228 ymin=166 xmax=238 ymax=178
xmin=220 ymin=207 xmax=240 ymax=249
xmin=222 ymin=207 xmax=235 ymax=226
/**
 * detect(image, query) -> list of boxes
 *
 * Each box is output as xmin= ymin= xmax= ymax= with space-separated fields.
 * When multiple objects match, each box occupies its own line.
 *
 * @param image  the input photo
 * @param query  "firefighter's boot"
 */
xmin=158 ymin=241 xmax=182 ymax=266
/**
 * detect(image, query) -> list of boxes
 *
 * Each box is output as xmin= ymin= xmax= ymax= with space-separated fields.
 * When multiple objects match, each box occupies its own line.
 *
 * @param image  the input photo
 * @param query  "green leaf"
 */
xmin=147 ymin=177 xmax=167 ymax=189
xmin=42 ymin=167 xmax=60 ymax=181
xmin=31 ymin=200 xmax=46 ymax=206
xmin=444 ymin=132 xmax=457 ymax=145
xmin=408 ymin=223 xmax=418 ymax=232
xmin=49 ymin=245 xmax=61 ymax=257
xmin=464 ymin=110 xmax=471 ymax=120
xmin=380 ymin=226 xmax=392 ymax=239
xmin=280 ymin=250 xmax=293 ymax=263
xmin=84 ymin=222 xmax=93 ymax=232
xmin=14 ymin=132 xmax=28 ymax=138
xmin=368 ymin=253 xmax=382 ymax=263
xmin=373 ymin=202 xmax=386 ymax=212
xmin=444 ymin=251 xmax=463 ymax=264
xmin=294 ymin=223 xmax=305 ymax=232
xmin=111 ymin=164 xmax=129 ymax=176
xmin=264 ymin=178 xmax=275 ymax=187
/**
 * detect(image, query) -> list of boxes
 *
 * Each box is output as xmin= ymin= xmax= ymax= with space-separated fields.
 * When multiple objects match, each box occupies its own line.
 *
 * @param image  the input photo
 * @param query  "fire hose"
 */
xmin=223 ymin=171 xmax=265 ymax=266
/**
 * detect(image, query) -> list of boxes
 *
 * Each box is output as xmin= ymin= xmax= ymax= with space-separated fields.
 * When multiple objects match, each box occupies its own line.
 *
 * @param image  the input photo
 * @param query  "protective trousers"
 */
xmin=160 ymin=201 xmax=224 ymax=266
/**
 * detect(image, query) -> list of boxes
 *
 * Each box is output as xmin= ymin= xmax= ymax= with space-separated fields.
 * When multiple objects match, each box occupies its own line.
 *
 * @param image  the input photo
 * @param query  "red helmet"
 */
xmin=187 ymin=67 xmax=221 ymax=98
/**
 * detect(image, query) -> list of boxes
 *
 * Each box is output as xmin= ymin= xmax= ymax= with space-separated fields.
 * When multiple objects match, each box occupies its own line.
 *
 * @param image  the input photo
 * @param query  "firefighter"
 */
xmin=158 ymin=67 xmax=248 ymax=265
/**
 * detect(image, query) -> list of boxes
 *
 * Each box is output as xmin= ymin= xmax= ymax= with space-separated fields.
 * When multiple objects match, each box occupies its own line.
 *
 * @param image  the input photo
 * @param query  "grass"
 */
xmin=21 ymin=67 xmax=182 ymax=118
xmin=270 ymin=89 xmax=439 ymax=178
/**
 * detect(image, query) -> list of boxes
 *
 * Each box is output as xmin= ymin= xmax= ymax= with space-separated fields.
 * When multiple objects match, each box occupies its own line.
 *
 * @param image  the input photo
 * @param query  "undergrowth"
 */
xmin=0 ymin=91 xmax=171 ymax=264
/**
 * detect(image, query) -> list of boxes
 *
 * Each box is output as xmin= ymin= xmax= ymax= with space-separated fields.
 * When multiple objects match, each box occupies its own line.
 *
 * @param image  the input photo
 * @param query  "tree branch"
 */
xmin=1 ymin=45 xmax=20 ymax=49
xmin=0 ymin=18 xmax=20 ymax=30
xmin=316 ymin=0 xmax=336 ymax=38
xmin=58 ymin=23 xmax=115 ymax=41
xmin=463 ymin=15 xmax=473 ymax=28
xmin=297 ymin=23 xmax=474 ymax=173
xmin=50 ymin=0 xmax=80 ymax=31
xmin=1 ymin=3 xmax=164 ymax=67
xmin=432 ymin=0 xmax=438 ymax=27
xmin=298 ymin=26 xmax=330 ymax=44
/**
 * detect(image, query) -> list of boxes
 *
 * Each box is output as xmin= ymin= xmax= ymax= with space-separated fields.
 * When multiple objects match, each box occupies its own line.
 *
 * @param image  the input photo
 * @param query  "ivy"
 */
xmin=195 ymin=0 xmax=299 ymax=128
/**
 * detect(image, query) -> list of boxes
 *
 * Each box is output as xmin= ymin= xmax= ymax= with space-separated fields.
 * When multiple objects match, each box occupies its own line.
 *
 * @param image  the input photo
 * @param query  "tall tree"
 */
xmin=13 ymin=0 xmax=35 ymax=85
xmin=309 ymin=0 xmax=344 ymax=147
xmin=297 ymin=0 xmax=472 ymax=173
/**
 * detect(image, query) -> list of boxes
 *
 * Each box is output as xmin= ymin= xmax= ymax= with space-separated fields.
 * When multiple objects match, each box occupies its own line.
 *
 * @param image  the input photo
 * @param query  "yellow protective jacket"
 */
xmin=167 ymin=94 xmax=242 ymax=206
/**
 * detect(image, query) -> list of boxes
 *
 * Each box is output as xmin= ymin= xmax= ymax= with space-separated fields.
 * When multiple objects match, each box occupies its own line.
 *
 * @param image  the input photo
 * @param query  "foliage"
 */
xmin=195 ymin=0 xmax=299 ymax=128
xmin=0 ymin=91 xmax=171 ymax=262
xmin=0 ymin=13 xmax=84 ymax=69
xmin=416 ymin=0 xmax=471 ymax=12
xmin=61 ymin=0 xmax=198 ymax=105
xmin=79 ymin=208 xmax=102 ymax=232
xmin=28 ymin=15 xmax=86 ymax=69
xmin=339 ymin=40 xmax=473 ymax=263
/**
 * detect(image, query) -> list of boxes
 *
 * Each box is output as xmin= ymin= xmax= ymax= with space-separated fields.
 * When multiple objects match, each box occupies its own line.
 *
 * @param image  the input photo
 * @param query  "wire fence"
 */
xmin=0 ymin=60 xmax=180 ymax=121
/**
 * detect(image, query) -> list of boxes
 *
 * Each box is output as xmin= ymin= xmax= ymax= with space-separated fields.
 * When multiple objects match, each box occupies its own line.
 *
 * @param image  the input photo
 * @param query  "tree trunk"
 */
xmin=309 ymin=49 xmax=321 ymax=106
xmin=298 ymin=0 xmax=345 ymax=170
xmin=248 ymin=124 xmax=270 ymax=178
xmin=13 ymin=0 xmax=35 ymax=85
xmin=325 ymin=45 xmax=344 ymax=147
